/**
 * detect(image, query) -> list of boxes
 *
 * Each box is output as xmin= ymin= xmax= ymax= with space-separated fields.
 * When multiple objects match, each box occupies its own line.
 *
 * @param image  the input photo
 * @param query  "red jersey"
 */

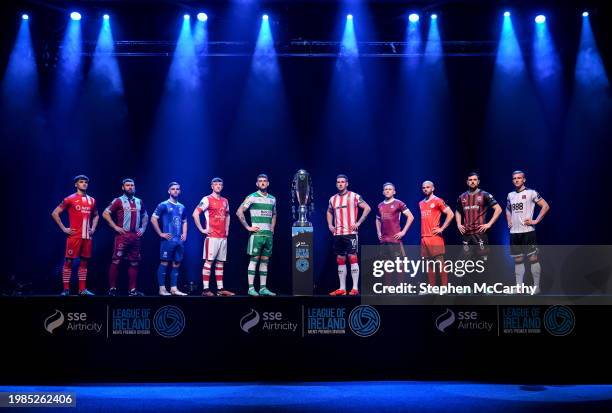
xmin=329 ymin=191 xmax=363 ymax=236
xmin=419 ymin=196 xmax=447 ymax=238
xmin=58 ymin=193 xmax=97 ymax=239
xmin=377 ymin=199 xmax=409 ymax=243
xmin=105 ymin=195 xmax=146 ymax=233
xmin=197 ymin=195 xmax=229 ymax=239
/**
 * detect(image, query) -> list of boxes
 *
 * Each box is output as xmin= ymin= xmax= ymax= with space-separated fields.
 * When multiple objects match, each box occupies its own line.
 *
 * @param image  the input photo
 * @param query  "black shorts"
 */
xmin=510 ymin=231 xmax=538 ymax=257
xmin=462 ymin=233 xmax=489 ymax=257
xmin=333 ymin=235 xmax=358 ymax=256
xmin=379 ymin=242 xmax=406 ymax=259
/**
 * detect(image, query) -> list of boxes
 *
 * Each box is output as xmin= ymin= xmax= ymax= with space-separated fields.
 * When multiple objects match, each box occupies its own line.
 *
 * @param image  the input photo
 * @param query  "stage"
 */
xmin=1 ymin=295 xmax=610 ymax=384
xmin=1 ymin=382 xmax=612 ymax=412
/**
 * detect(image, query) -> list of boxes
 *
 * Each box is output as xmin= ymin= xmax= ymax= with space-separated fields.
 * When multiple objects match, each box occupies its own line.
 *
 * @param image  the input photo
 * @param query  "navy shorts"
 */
xmin=160 ymin=240 xmax=184 ymax=262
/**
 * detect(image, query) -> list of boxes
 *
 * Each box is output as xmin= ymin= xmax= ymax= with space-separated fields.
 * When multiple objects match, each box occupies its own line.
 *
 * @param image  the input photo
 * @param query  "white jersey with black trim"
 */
xmin=507 ymin=188 xmax=542 ymax=234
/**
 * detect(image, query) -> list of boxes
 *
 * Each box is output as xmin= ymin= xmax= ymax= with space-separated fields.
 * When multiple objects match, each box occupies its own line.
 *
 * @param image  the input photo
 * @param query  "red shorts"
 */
xmin=65 ymin=237 xmax=93 ymax=259
xmin=421 ymin=235 xmax=445 ymax=258
xmin=112 ymin=233 xmax=142 ymax=262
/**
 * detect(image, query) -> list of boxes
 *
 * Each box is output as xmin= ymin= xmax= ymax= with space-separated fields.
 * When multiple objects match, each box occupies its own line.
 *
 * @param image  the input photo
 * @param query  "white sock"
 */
xmin=259 ymin=261 xmax=268 ymax=287
xmin=350 ymin=263 xmax=359 ymax=291
xmin=248 ymin=260 xmax=257 ymax=287
xmin=531 ymin=262 xmax=541 ymax=288
xmin=515 ymin=263 xmax=525 ymax=285
xmin=338 ymin=265 xmax=347 ymax=290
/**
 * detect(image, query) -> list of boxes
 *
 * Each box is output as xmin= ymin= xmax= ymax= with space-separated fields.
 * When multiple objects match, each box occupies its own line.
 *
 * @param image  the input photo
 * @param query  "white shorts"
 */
xmin=203 ymin=237 xmax=227 ymax=262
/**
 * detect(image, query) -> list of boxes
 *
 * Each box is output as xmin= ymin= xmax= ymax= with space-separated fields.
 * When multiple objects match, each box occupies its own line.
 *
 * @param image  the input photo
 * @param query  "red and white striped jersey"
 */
xmin=58 ymin=193 xmax=97 ymax=239
xmin=328 ymin=191 xmax=364 ymax=236
xmin=197 ymin=194 xmax=229 ymax=239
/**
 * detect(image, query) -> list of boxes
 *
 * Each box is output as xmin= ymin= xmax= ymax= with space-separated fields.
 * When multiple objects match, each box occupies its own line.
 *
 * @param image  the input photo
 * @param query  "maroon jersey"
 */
xmin=105 ymin=195 xmax=147 ymax=233
xmin=377 ymin=199 xmax=409 ymax=243
xmin=456 ymin=189 xmax=498 ymax=234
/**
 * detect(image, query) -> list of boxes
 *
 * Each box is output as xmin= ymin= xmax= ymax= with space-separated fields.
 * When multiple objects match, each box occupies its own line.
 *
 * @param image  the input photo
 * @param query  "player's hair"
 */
xmin=73 ymin=174 xmax=89 ymax=183
xmin=122 ymin=178 xmax=135 ymax=185
xmin=383 ymin=182 xmax=395 ymax=190
xmin=467 ymin=172 xmax=480 ymax=179
xmin=211 ymin=177 xmax=223 ymax=184
xmin=422 ymin=180 xmax=434 ymax=187
xmin=168 ymin=181 xmax=180 ymax=189
xmin=512 ymin=170 xmax=526 ymax=178
xmin=257 ymin=174 xmax=269 ymax=181
xmin=336 ymin=174 xmax=348 ymax=181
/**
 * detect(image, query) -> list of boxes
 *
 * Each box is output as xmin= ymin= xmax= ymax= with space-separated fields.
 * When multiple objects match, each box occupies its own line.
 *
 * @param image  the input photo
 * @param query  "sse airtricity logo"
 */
xmin=44 ymin=310 xmax=65 ymax=334
xmin=435 ymin=308 xmax=456 ymax=332
xmin=544 ymin=306 xmax=575 ymax=336
xmin=240 ymin=309 xmax=261 ymax=333
xmin=348 ymin=305 xmax=380 ymax=337
xmin=153 ymin=305 xmax=185 ymax=338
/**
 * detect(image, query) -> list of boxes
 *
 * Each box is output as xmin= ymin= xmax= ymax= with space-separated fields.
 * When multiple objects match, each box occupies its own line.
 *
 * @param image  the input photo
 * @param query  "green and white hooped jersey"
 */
xmin=242 ymin=191 xmax=276 ymax=236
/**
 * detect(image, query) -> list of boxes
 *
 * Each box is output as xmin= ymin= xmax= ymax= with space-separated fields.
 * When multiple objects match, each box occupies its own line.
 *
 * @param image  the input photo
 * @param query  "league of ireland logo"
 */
xmin=348 ymin=305 xmax=380 ymax=337
xmin=153 ymin=305 xmax=185 ymax=338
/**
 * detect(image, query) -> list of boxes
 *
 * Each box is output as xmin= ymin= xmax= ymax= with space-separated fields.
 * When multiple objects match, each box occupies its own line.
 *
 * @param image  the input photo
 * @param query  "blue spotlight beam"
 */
xmin=167 ymin=16 xmax=199 ymax=92
xmin=2 ymin=18 xmax=38 ymax=111
xmin=89 ymin=16 xmax=123 ymax=94
xmin=193 ymin=12 xmax=209 ymax=60
xmin=406 ymin=13 xmax=421 ymax=56
xmin=496 ymin=13 xmax=525 ymax=76
xmin=252 ymin=14 xmax=279 ymax=83
xmin=533 ymin=16 xmax=561 ymax=84
xmin=575 ymin=15 xmax=609 ymax=89
xmin=424 ymin=13 xmax=443 ymax=65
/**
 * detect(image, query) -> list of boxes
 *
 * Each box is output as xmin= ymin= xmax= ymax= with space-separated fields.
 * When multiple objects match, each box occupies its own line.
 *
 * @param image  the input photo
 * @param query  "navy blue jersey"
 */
xmin=153 ymin=200 xmax=187 ymax=241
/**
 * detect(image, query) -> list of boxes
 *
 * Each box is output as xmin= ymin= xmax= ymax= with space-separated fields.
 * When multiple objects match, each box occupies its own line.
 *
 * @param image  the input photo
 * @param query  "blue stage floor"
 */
xmin=2 ymin=382 xmax=612 ymax=412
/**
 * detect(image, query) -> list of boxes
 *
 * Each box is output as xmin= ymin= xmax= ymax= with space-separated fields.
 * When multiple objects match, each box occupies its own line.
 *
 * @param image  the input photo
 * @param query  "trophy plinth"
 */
xmin=292 ymin=169 xmax=314 ymax=295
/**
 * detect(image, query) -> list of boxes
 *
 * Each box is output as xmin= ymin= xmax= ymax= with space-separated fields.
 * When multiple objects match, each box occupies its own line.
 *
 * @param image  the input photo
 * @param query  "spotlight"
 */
xmin=347 ymin=14 xmax=353 ymax=20
xmin=21 ymin=14 xmax=29 ymax=20
xmin=431 ymin=14 xmax=438 ymax=20
xmin=103 ymin=14 xmax=110 ymax=20
xmin=582 ymin=11 xmax=589 ymax=17
xmin=535 ymin=15 xmax=546 ymax=24
xmin=504 ymin=11 xmax=511 ymax=17
xmin=183 ymin=14 xmax=190 ymax=20
xmin=197 ymin=12 xmax=208 ymax=22
xmin=263 ymin=14 xmax=269 ymax=21
xmin=70 ymin=12 xmax=81 ymax=21
xmin=409 ymin=13 xmax=419 ymax=23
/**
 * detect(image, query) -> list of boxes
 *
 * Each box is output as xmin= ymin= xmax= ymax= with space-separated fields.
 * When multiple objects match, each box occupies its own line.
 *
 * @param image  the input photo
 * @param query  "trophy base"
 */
xmin=292 ymin=226 xmax=313 ymax=296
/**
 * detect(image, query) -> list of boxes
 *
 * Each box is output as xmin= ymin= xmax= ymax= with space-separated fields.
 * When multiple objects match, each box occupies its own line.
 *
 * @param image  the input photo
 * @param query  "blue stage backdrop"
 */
xmin=0 ymin=1 xmax=610 ymax=295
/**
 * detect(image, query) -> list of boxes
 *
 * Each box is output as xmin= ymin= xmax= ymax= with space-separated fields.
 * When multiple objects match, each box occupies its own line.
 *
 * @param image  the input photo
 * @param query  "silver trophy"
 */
xmin=291 ymin=169 xmax=313 ymax=227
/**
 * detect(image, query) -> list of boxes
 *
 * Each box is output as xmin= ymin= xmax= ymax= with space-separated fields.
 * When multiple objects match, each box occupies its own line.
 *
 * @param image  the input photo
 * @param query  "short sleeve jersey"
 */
xmin=59 ymin=193 xmax=97 ymax=239
xmin=328 ymin=191 xmax=364 ymax=236
xmin=197 ymin=195 xmax=230 ymax=239
xmin=456 ymin=189 xmax=498 ymax=234
xmin=377 ymin=199 xmax=409 ymax=243
xmin=153 ymin=200 xmax=187 ymax=241
xmin=506 ymin=188 xmax=542 ymax=234
xmin=419 ymin=196 xmax=447 ymax=238
xmin=241 ymin=191 xmax=276 ymax=236
xmin=105 ymin=195 xmax=146 ymax=233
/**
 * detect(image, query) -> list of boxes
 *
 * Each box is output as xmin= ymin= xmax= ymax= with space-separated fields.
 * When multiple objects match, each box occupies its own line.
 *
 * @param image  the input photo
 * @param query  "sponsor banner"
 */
xmin=110 ymin=305 xmax=186 ymax=339
xmin=239 ymin=306 xmax=301 ymax=336
xmin=433 ymin=306 xmax=497 ymax=336
xmin=500 ymin=305 xmax=576 ymax=336
xmin=42 ymin=307 xmax=105 ymax=337
xmin=304 ymin=305 xmax=381 ymax=338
